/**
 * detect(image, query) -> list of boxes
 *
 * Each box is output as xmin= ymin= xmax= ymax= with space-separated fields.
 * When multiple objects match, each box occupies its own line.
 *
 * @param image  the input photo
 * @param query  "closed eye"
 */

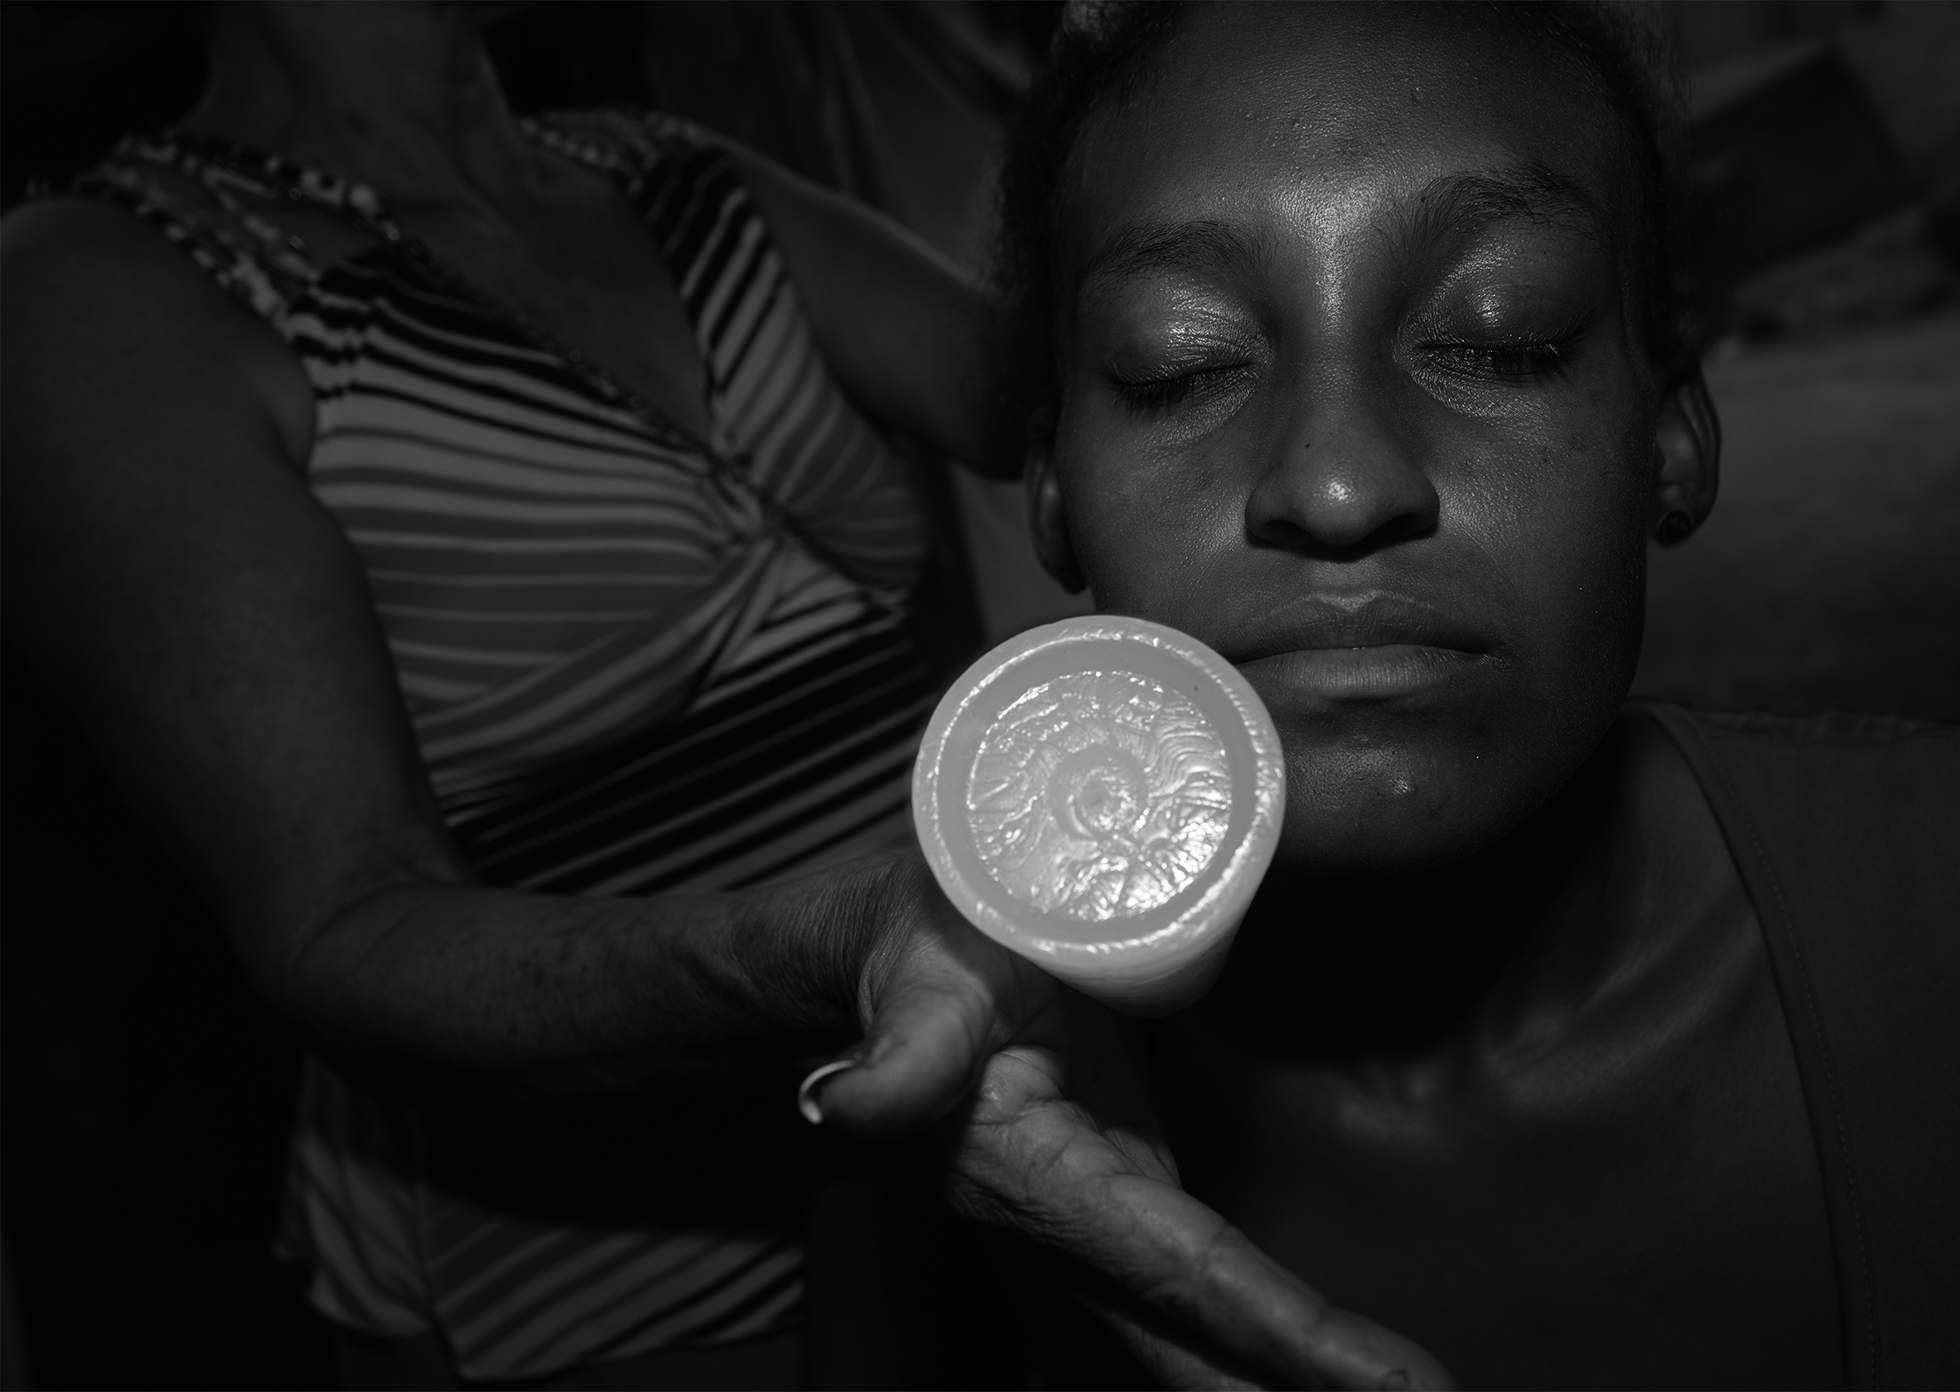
xmin=1420 ymin=336 xmax=1579 ymax=382
xmin=1109 ymin=362 xmax=1253 ymax=414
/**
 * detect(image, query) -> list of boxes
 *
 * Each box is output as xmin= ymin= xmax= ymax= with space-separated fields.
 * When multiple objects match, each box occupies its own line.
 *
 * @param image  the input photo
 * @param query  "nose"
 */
xmin=1245 ymin=380 xmax=1439 ymax=554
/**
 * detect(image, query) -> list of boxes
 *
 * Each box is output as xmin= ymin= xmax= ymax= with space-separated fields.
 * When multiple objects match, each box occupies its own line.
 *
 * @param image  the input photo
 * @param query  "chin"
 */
xmin=1269 ymin=741 xmax=1549 ymax=875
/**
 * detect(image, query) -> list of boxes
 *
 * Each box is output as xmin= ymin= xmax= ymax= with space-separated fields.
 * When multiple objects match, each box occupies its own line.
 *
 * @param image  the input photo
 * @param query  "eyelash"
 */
xmin=1424 ymin=336 xmax=1577 ymax=382
xmin=1111 ymin=364 xmax=1249 ymax=414
xmin=1109 ymin=327 xmax=1578 ymax=412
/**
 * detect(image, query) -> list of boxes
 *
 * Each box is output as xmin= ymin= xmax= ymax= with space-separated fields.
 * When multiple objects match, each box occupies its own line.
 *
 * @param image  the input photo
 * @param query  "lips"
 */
xmin=1221 ymin=590 xmax=1495 ymax=661
xmin=1219 ymin=591 xmax=1500 ymax=702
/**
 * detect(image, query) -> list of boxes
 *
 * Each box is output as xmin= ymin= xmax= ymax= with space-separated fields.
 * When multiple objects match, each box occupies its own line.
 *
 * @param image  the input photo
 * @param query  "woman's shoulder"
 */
xmin=3 ymin=191 xmax=315 ymax=471
xmin=11 ymin=133 xmax=319 ymax=330
xmin=4 ymin=192 xmax=252 ymax=342
xmin=1626 ymin=700 xmax=1959 ymax=890
xmin=5 ymin=188 xmax=169 ymax=267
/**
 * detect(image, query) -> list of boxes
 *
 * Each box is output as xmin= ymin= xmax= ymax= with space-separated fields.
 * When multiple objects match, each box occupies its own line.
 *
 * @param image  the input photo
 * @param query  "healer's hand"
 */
xmin=806 ymin=856 xmax=1452 ymax=1391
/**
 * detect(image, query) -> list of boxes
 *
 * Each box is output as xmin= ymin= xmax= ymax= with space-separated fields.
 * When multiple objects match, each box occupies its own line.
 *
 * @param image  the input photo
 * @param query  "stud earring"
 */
xmin=1656 ymin=510 xmax=1695 ymax=547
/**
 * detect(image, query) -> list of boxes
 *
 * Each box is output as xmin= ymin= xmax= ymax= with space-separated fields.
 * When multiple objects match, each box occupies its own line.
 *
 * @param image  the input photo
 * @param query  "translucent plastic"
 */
xmin=913 ymin=616 xmax=1285 ymax=1014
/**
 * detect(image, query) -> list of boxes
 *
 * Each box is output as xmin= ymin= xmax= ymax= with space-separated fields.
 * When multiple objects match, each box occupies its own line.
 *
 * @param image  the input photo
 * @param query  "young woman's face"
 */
xmin=1042 ymin=3 xmax=1699 ymax=873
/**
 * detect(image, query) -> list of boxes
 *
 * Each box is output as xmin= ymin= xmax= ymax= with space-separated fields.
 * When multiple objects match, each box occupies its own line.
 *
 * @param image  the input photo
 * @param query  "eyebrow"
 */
xmin=1076 ymin=219 xmax=1274 ymax=300
xmin=1399 ymin=163 xmax=1610 ymax=253
xmin=1073 ymin=162 xmax=1609 ymax=301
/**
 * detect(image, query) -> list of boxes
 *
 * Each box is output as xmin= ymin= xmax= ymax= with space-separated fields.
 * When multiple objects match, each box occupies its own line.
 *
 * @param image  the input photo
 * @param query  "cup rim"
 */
xmin=912 ymin=614 xmax=1286 ymax=969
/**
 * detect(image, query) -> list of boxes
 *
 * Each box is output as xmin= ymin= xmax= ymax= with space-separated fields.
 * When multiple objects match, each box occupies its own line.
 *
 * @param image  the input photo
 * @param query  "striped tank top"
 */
xmin=78 ymin=111 xmax=943 ymax=1379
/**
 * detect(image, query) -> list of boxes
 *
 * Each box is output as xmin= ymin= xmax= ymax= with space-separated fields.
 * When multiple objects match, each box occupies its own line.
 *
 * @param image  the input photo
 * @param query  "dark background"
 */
xmin=3 ymin=3 xmax=1956 ymax=1387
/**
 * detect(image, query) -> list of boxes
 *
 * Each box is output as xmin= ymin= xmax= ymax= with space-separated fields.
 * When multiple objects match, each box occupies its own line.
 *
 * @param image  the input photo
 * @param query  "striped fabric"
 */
xmin=79 ymin=112 xmax=943 ymax=1379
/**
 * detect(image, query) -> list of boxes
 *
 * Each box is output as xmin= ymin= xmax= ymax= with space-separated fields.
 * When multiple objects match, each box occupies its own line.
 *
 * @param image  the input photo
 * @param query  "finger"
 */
xmin=1066 ymin=1180 xmax=1452 ymax=1391
xmin=811 ymin=973 xmax=994 ymax=1134
xmin=1078 ymin=1297 xmax=1262 ymax=1391
xmin=1173 ymin=1221 xmax=1453 ymax=1391
xmin=951 ymin=1058 xmax=1449 ymax=1390
xmin=1053 ymin=989 xmax=1181 ymax=1179
xmin=814 ymin=946 xmax=1059 ymax=1137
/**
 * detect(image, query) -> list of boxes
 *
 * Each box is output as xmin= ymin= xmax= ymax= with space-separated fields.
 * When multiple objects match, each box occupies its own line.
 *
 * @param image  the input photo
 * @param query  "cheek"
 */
xmin=1464 ymin=401 xmax=1649 ymax=629
xmin=1456 ymin=406 xmax=1651 ymax=750
xmin=1052 ymin=403 xmax=1241 ymax=615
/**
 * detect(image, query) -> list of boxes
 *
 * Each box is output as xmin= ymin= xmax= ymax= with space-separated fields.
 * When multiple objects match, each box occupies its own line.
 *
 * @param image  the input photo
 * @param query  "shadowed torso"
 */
xmin=1153 ymin=712 xmax=1842 ymax=1389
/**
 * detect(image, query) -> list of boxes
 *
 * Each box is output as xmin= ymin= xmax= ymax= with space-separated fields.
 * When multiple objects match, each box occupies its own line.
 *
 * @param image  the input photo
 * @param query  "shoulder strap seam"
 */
xmin=1644 ymin=706 xmax=1878 ymax=1388
xmin=70 ymin=175 xmax=287 ymax=327
xmin=1627 ymin=700 xmax=1957 ymax=747
xmin=70 ymin=156 xmax=307 ymax=329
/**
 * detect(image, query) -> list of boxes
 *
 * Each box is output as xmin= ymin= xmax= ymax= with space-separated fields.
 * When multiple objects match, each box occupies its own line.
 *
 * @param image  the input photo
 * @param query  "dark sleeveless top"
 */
xmin=1657 ymin=707 xmax=1959 ymax=1389
xmin=1158 ymin=706 xmax=1957 ymax=1389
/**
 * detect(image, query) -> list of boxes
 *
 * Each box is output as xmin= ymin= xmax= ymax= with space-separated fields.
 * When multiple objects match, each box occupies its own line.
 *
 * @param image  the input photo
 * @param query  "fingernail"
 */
xmin=796 ymin=1058 xmax=857 ymax=1125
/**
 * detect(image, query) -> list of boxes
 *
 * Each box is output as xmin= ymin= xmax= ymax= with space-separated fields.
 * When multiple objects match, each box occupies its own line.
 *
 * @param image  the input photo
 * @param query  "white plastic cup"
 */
xmin=912 ymin=615 xmax=1285 ymax=1015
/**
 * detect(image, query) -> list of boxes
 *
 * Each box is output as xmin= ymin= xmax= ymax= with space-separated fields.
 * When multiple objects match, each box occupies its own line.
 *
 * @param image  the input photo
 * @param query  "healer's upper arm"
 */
xmin=0 ymin=199 xmax=467 ymax=996
xmin=718 ymin=144 xmax=1022 ymax=478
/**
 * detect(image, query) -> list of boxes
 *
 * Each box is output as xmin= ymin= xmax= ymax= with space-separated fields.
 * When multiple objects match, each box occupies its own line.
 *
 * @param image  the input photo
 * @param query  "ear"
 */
xmin=1652 ymin=366 xmax=1720 ymax=547
xmin=1026 ymin=439 xmax=1087 ymax=593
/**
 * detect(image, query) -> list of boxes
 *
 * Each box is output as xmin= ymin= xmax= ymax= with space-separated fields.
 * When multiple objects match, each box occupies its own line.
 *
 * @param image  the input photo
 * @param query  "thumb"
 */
xmin=804 ymin=910 xmax=1058 ymax=1138
xmin=806 ymin=971 xmax=993 ymax=1136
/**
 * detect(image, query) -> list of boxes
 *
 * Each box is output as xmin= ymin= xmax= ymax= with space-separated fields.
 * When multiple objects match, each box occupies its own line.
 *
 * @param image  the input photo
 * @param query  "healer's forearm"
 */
xmin=267 ymin=865 xmax=885 ymax=1105
xmin=718 ymin=144 xmax=1021 ymax=478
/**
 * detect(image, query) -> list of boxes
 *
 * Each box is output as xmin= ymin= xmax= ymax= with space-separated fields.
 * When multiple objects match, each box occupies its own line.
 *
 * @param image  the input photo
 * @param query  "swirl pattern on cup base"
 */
xmin=965 ymin=670 xmax=1232 ymax=922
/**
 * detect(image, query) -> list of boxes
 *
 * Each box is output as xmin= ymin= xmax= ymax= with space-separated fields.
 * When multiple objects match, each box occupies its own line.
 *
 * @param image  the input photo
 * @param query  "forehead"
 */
xmin=1060 ymin=3 xmax=1625 ymax=284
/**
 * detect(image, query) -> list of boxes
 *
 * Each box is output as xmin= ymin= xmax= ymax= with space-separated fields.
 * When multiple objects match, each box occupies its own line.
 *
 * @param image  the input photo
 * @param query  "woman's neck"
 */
xmin=1208 ymin=748 xmax=1621 ymax=1062
xmin=181 ymin=2 xmax=532 ymax=207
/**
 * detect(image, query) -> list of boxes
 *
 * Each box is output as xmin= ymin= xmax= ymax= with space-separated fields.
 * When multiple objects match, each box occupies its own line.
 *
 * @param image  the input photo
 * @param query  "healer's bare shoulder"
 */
xmin=2 ymin=195 xmax=315 ymax=476
xmin=3 ymin=193 xmax=461 ymax=991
